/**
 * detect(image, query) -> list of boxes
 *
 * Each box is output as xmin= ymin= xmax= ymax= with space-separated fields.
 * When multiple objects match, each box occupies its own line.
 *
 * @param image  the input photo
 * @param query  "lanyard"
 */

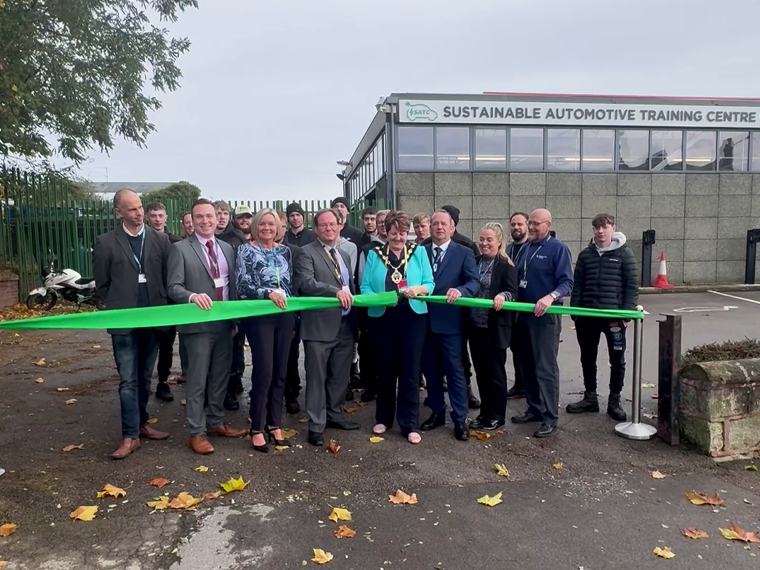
xmin=479 ymin=257 xmax=495 ymax=278
xmin=522 ymin=236 xmax=550 ymax=278
xmin=321 ymin=244 xmax=344 ymax=286
xmin=130 ymin=231 xmax=145 ymax=272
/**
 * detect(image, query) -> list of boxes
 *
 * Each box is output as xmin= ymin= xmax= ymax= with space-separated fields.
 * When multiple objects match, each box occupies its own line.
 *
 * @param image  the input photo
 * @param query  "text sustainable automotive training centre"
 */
xmin=339 ymin=92 xmax=760 ymax=285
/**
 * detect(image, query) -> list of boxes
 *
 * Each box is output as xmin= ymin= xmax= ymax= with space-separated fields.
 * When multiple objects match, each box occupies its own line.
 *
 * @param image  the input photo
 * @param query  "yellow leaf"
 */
xmin=641 ymin=383 xmax=655 ymax=388
xmin=650 ymin=470 xmax=666 ymax=479
xmin=328 ymin=507 xmax=352 ymax=523
xmin=477 ymin=492 xmax=503 ymax=507
xmin=203 ymin=492 xmax=221 ymax=500
xmin=96 ymin=484 xmax=126 ymax=499
xmin=470 ymin=430 xmax=491 ymax=441
xmin=65 ymin=398 xmax=77 ymax=405
xmin=343 ymin=407 xmax=357 ymax=414
xmin=35 ymin=377 xmax=44 ymax=383
xmin=62 ymin=444 xmax=84 ymax=452
xmin=35 ymin=358 xmax=45 ymax=366
xmin=275 ymin=445 xmax=289 ymax=451
xmin=746 ymin=464 xmax=758 ymax=471
xmin=311 ymin=548 xmax=333 ymax=565
xmin=685 ymin=491 xmax=724 ymax=506
xmin=149 ymin=477 xmax=170 ymax=488
xmin=552 ymin=462 xmax=563 ymax=470
xmin=168 ymin=492 xmax=203 ymax=510
xmin=280 ymin=428 xmax=298 ymax=440
xmin=719 ymin=523 xmax=760 ymax=543
xmin=146 ymin=496 xmax=170 ymax=511
xmin=388 ymin=490 xmax=418 ymax=505
xmin=195 ymin=466 xmax=209 ymax=473
xmin=368 ymin=436 xmax=384 ymax=443
xmin=0 ymin=557 xmax=6 ymax=569
xmin=495 ymin=464 xmax=510 ymax=478
xmin=298 ymin=417 xmax=308 ymax=423
xmin=683 ymin=527 xmax=708 ymax=539
xmin=146 ymin=418 xmax=158 ymax=424
xmin=328 ymin=439 xmax=340 ymax=454
xmin=0 ymin=523 xmax=17 ymax=537
xmin=334 ymin=525 xmax=356 ymax=538
xmin=653 ymin=546 xmax=675 ymax=559
xmin=220 ymin=476 xmax=249 ymax=493
xmin=70 ymin=506 xmax=98 ymax=521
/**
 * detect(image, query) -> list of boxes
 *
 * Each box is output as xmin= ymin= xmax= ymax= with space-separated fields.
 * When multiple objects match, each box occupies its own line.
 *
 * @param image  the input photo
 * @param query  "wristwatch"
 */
xmin=549 ymin=291 xmax=559 ymax=301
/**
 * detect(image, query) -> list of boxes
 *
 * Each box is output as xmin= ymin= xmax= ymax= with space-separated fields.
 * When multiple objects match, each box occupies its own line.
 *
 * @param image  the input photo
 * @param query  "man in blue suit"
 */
xmin=420 ymin=209 xmax=480 ymax=441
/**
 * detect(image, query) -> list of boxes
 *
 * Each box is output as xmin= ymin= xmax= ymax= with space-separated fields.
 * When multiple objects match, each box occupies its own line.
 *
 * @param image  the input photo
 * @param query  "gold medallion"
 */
xmin=391 ymin=269 xmax=402 ymax=284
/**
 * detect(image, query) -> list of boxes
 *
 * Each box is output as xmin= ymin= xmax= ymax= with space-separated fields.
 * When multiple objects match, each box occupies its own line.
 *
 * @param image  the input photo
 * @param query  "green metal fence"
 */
xmin=0 ymin=168 xmax=385 ymax=302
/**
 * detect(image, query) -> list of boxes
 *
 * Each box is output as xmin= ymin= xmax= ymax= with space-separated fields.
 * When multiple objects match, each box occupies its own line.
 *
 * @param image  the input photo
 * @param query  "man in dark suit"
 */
xmin=93 ymin=189 xmax=172 ymax=460
xmin=295 ymin=208 xmax=360 ymax=446
xmin=420 ymin=209 xmax=480 ymax=441
xmin=167 ymin=198 xmax=248 ymax=455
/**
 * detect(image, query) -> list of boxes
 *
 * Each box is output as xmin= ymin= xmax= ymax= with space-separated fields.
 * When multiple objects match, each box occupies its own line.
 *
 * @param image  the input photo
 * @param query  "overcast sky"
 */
xmin=78 ymin=0 xmax=759 ymax=202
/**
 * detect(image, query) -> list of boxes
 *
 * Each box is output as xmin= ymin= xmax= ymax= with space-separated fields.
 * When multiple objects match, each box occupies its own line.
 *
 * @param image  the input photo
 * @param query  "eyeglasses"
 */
xmin=527 ymin=220 xmax=548 ymax=227
xmin=317 ymin=223 xmax=339 ymax=229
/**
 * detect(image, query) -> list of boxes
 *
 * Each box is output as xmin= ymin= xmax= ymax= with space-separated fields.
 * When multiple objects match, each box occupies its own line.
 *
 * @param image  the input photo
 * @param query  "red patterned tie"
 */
xmin=205 ymin=240 xmax=224 ymax=301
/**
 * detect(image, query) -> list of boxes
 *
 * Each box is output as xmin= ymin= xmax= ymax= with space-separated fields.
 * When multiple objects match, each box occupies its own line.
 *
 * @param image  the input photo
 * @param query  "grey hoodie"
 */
xmin=595 ymin=231 xmax=627 ymax=255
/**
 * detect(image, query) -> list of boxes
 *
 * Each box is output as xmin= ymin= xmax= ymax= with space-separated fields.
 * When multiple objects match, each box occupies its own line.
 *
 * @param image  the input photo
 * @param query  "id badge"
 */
xmin=398 ymin=278 xmax=408 ymax=289
xmin=519 ymin=279 xmax=528 ymax=289
xmin=138 ymin=273 xmax=147 ymax=284
xmin=213 ymin=278 xmax=224 ymax=288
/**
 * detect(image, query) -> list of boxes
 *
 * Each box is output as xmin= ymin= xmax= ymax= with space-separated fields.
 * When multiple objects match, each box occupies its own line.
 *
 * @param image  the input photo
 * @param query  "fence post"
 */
xmin=641 ymin=229 xmax=656 ymax=287
xmin=744 ymin=228 xmax=760 ymax=285
xmin=657 ymin=314 xmax=682 ymax=445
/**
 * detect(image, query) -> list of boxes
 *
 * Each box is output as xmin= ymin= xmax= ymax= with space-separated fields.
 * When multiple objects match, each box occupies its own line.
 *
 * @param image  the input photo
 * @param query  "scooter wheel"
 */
xmin=26 ymin=292 xmax=57 ymax=311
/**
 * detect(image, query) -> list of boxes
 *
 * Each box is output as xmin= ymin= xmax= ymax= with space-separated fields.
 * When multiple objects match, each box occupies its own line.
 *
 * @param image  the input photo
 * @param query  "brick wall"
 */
xmin=0 ymin=274 xmax=19 ymax=309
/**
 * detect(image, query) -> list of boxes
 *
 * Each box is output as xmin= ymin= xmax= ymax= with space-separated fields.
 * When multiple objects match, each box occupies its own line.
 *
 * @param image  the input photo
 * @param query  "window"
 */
xmin=547 ymin=129 xmax=580 ymax=171
xmin=582 ymin=129 xmax=615 ymax=171
xmin=398 ymin=127 xmax=434 ymax=170
xmin=650 ymin=130 xmax=683 ymax=171
xmin=617 ymin=130 xmax=649 ymax=170
xmin=752 ymin=133 xmax=760 ymax=171
xmin=436 ymin=127 xmax=470 ymax=170
xmin=719 ymin=131 xmax=749 ymax=171
xmin=510 ymin=128 xmax=544 ymax=170
xmin=685 ymin=131 xmax=717 ymax=171
xmin=475 ymin=128 xmax=507 ymax=169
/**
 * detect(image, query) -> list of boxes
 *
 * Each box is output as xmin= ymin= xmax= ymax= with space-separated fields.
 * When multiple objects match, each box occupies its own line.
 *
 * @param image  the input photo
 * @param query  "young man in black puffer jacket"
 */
xmin=567 ymin=213 xmax=638 ymax=421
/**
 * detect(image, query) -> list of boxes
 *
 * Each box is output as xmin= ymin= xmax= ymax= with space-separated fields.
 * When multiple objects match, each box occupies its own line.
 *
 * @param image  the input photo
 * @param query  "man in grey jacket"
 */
xmin=167 ymin=198 xmax=247 ymax=455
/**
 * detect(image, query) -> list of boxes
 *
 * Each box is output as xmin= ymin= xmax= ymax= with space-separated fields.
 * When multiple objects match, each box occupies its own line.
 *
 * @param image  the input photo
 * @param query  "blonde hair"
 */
xmin=480 ymin=222 xmax=514 ymax=265
xmin=251 ymin=208 xmax=282 ymax=242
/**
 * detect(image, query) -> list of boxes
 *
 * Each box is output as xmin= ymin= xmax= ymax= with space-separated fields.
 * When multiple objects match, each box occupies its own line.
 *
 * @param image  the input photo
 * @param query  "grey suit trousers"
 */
xmin=304 ymin=318 xmax=354 ymax=433
xmin=182 ymin=331 xmax=233 ymax=436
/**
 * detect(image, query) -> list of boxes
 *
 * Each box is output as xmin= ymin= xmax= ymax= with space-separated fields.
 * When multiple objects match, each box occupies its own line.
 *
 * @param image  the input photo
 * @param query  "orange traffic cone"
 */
xmin=653 ymin=252 xmax=673 ymax=289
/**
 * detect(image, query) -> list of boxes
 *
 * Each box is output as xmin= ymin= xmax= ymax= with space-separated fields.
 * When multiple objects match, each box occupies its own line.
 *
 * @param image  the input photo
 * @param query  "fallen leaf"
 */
xmin=70 ymin=506 xmax=98 ymax=521
xmin=650 ymin=471 xmax=666 ymax=479
xmin=146 ymin=496 xmax=170 ymax=511
xmin=356 ymin=401 xmax=368 ymax=407
xmin=56 ymin=387 xmax=70 ymax=392
xmin=35 ymin=358 xmax=45 ymax=366
xmin=0 ymin=524 xmax=17 ymax=537
xmin=683 ymin=527 xmax=709 ymax=539
xmin=92 ymin=345 xmax=101 ymax=349
xmin=311 ymin=548 xmax=333 ymax=565
xmin=180 ymin=399 xmax=186 ymax=406
xmin=368 ymin=436 xmax=384 ymax=443
xmin=149 ymin=477 xmax=170 ymax=488
xmin=203 ymin=492 xmax=221 ymax=500
xmin=328 ymin=440 xmax=340 ymax=454
xmin=220 ymin=476 xmax=249 ymax=493
xmin=642 ymin=383 xmax=655 ymax=388
xmin=280 ymin=428 xmax=298 ymax=440
xmin=389 ymin=490 xmax=418 ymax=505
xmin=146 ymin=418 xmax=158 ymax=425
xmin=195 ymin=466 xmax=209 ymax=473
xmin=470 ymin=430 xmax=491 ymax=441
xmin=495 ymin=464 xmax=510 ymax=478
xmin=685 ymin=491 xmax=724 ymax=506
xmin=168 ymin=492 xmax=203 ymax=510
xmin=343 ymin=407 xmax=357 ymax=414
xmin=334 ymin=525 xmax=356 ymax=539
xmin=653 ymin=546 xmax=675 ymax=559
xmin=477 ymin=492 xmax=503 ymax=507
xmin=719 ymin=523 xmax=760 ymax=543
xmin=746 ymin=465 xmax=758 ymax=471
xmin=35 ymin=377 xmax=44 ymax=383
xmin=0 ymin=557 xmax=6 ymax=569
xmin=553 ymin=462 xmax=563 ymax=470
xmin=298 ymin=417 xmax=308 ymax=423
xmin=328 ymin=507 xmax=352 ymax=523
xmin=62 ymin=444 xmax=84 ymax=452
xmin=65 ymin=398 xmax=77 ymax=405
xmin=275 ymin=445 xmax=289 ymax=451
xmin=97 ymin=484 xmax=126 ymax=499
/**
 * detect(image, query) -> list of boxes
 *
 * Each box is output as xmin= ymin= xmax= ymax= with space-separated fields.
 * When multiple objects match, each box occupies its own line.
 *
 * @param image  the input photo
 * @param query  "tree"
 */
xmin=0 ymin=0 xmax=198 ymax=164
xmin=141 ymin=180 xmax=201 ymax=207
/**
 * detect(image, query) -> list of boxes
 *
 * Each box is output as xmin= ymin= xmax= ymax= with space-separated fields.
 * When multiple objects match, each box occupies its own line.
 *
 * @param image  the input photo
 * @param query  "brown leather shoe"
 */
xmin=207 ymin=424 xmax=247 ymax=438
xmin=189 ymin=435 xmax=214 ymax=455
xmin=139 ymin=426 xmax=170 ymax=440
xmin=111 ymin=438 xmax=140 ymax=460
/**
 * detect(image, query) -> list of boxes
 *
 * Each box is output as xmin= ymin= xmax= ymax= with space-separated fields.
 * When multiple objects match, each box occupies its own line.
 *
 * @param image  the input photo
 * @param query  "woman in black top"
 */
xmin=468 ymin=222 xmax=519 ymax=431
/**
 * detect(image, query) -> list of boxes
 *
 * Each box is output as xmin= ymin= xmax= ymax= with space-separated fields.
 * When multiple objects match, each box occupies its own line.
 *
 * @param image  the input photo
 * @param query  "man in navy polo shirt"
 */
xmin=511 ymin=209 xmax=573 ymax=438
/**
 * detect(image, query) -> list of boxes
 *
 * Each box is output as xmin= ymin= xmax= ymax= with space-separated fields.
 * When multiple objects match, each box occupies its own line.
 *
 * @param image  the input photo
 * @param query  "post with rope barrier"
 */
xmin=614 ymin=305 xmax=657 ymax=441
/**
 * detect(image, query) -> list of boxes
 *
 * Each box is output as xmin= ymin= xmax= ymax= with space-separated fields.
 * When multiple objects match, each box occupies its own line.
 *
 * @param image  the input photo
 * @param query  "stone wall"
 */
xmin=396 ymin=172 xmax=760 ymax=285
xmin=679 ymin=358 xmax=760 ymax=459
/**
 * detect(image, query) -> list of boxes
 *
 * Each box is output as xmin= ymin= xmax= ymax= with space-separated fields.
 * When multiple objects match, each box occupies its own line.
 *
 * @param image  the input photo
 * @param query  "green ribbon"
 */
xmin=0 ymin=293 xmax=398 ymax=330
xmin=416 ymin=296 xmax=644 ymax=320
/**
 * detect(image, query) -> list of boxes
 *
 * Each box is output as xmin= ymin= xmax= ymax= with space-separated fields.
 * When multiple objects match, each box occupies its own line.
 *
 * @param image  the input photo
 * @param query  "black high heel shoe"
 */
xmin=250 ymin=430 xmax=269 ymax=453
xmin=267 ymin=426 xmax=289 ymax=447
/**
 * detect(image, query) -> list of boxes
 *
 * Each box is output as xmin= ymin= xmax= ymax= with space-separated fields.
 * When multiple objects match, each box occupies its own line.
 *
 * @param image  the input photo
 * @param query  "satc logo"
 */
xmin=405 ymin=101 xmax=438 ymax=122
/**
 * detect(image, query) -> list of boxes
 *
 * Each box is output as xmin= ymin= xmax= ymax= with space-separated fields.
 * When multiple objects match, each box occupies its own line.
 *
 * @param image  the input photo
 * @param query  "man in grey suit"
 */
xmin=296 ymin=208 xmax=360 ymax=446
xmin=93 ymin=189 xmax=171 ymax=460
xmin=167 ymin=198 xmax=248 ymax=455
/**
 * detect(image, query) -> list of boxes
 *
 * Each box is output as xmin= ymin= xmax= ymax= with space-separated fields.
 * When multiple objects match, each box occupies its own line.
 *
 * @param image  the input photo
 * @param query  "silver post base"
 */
xmin=615 ymin=421 xmax=657 ymax=440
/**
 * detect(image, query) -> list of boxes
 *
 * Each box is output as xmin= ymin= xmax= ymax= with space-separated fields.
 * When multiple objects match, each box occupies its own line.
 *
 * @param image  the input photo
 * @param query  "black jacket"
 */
xmin=421 ymin=230 xmax=479 ymax=257
xmin=216 ymin=223 xmax=246 ymax=250
xmin=286 ymin=227 xmax=317 ymax=248
xmin=165 ymin=230 xmax=182 ymax=244
xmin=469 ymin=255 xmax=518 ymax=349
xmin=570 ymin=233 xmax=638 ymax=311
xmin=340 ymin=224 xmax=364 ymax=246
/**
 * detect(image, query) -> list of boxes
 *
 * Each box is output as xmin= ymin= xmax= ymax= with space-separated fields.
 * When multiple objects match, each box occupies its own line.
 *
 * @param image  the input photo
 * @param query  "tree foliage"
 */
xmin=141 ymin=180 xmax=200 ymax=206
xmin=0 ymin=0 xmax=198 ymax=163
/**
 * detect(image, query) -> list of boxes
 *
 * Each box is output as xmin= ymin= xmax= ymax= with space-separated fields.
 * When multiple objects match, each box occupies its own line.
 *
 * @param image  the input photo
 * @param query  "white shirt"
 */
xmin=431 ymin=239 xmax=451 ymax=262
xmin=194 ymin=234 xmax=230 ymax=301
xmin=123 ymin=224 xmax=145 ymax=237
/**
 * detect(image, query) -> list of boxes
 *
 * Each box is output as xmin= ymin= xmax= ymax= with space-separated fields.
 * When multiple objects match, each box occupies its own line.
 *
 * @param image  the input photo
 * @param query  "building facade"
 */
xmin=341 ymin=93 xmax=760 ymax=284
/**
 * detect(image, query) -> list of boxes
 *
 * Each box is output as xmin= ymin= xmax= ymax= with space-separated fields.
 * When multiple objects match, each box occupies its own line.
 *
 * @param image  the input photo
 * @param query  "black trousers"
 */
xmin=245 ymin=312 xmax=296 ymax=432
xmin=226 ymin=329 xmax=246 ymax=396
xmin=156 ymin=327 xmax=176 ymax=383
xmin=358 ymin=315 xmax=379 ymax=394
xmin=469 ymin=326 xmax=508 ymax=422
xmin=575 ymin=317 xmax=627 ymax=395
xmin=373 ymin=305 xmax=426 ymax=436
xmin=284 ymin=315 xmax=301 ymax=402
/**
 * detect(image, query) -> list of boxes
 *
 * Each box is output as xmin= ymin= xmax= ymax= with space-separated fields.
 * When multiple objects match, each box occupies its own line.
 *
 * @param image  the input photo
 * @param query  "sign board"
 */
xmin=398 ymin=99 xmax=760 ymax=128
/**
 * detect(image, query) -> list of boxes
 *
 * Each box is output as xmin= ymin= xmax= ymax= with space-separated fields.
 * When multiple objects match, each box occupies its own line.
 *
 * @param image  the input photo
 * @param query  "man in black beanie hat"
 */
xmin=331 ymin=197 xmax=363 ymax=245
xmin=286 ymin=202 xmax=317 ymax=248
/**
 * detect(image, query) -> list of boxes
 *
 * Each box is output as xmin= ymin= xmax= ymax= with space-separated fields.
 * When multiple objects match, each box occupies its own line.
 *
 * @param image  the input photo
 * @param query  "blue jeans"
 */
xmin=111 ymin=330 xmax=159 ymax=439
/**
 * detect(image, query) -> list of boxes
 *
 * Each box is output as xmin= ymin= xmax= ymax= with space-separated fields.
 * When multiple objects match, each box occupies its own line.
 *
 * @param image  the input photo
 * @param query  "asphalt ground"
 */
xmin=0 ymin=290 xmax=759 ymax=570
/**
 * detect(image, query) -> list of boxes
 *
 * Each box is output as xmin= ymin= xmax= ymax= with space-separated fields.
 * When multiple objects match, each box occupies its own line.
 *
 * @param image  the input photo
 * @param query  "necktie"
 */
xmin=205 ymin=240 xmax=223 ymax=301
xmin=433 ymin=246 xmax=443 ymax=272
xmin=329 ymin=248 xmax=344 ymax=286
